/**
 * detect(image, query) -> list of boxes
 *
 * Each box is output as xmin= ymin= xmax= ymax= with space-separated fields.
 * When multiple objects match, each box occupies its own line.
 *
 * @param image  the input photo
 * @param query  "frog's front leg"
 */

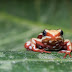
xmin=58 ymin=39 xmax=72 ymax=58
xmin=24 ymin=38 xmax=51 ymax=53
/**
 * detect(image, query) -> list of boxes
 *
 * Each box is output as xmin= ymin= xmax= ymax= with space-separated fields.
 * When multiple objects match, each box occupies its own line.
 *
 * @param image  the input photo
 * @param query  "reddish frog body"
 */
xmin=24 ymin=29 xmax=72 ymax=58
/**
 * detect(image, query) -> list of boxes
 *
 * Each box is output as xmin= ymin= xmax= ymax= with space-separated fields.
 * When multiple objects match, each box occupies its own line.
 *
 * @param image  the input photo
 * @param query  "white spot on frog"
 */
xmin=27 ymin=41 xmax=31 ymax=46
xmin=29 ymin=46 xmax=32 ymax=49
xmin=32 ymin=39 xmax=36 ymax=44
xmin=53 ymin=46 xmax=56 ymax=48
xmin=56 ymin=44 xmax=59 ymax=46
xmin=49 ymin=40 xmax=52 ymax=43
xmin=67 ymin=42 xmax=70 ymax=46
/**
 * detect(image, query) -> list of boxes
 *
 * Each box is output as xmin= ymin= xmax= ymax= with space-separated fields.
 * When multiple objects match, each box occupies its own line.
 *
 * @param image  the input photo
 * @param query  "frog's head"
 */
xmin=42 ymin=29 xmax=64 ymax=43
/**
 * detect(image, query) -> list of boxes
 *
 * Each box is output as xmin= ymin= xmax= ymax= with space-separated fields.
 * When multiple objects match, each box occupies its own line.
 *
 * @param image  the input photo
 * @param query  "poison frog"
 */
xmin=24 ymin=29 xmax=72 ymax=58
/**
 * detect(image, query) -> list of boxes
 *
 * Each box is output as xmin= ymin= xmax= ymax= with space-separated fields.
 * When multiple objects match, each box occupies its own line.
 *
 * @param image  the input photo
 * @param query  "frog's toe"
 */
xmin=44 ymin=51 xmax=51 ymax=53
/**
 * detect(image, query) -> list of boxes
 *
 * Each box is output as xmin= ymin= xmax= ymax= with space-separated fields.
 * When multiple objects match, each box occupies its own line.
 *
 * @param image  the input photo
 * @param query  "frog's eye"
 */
xmin=60 ymin=30 xmax=63 ymax=35
xmin=43 ymin=30 xmax=46 ymax=36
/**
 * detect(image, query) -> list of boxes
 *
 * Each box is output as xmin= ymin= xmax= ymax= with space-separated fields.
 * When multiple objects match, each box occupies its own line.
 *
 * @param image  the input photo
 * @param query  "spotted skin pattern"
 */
xmin=24 ymin=29 xmax=72 ymax=58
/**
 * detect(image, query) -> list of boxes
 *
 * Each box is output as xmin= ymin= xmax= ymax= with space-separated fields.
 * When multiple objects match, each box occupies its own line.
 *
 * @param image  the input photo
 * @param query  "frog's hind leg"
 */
xmin=25 ymin=38 xmax=51 ymax=53
xmin=58 ymin=39 xmax=72 ymax=58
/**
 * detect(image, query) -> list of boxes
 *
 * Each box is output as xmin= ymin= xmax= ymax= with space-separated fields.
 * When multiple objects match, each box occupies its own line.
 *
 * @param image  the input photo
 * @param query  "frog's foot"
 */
xmin=32 ymin=48 xmax=51 ymax=53
xmin=58 ymin=50 xmax=72 ymax=58
xmin=58 ymin=39 xmax=72 ymax=58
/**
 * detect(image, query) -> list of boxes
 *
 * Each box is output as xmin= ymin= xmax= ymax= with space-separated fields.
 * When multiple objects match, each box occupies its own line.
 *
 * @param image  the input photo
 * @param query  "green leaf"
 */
xmin=0 ymin=1 xmax=72 ymax=72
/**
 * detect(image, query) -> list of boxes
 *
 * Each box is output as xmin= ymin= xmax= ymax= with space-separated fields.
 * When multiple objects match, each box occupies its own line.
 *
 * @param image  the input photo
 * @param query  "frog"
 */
xmin=24 ymin=29 xmax=72 ymax=58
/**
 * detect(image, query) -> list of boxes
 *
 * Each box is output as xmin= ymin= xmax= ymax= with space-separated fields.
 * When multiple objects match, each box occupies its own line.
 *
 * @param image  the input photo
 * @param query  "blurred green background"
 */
xmin=0 ymin=0 xmax=72 ymax=72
